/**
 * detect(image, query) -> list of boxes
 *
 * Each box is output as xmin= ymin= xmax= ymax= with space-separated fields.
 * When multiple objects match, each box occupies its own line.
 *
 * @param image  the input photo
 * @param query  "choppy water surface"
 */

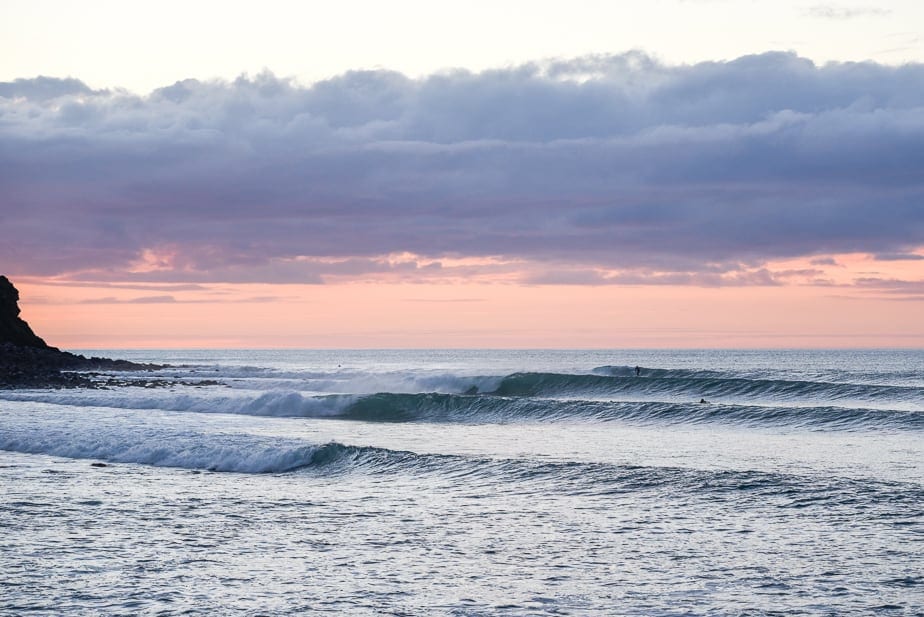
xmin=2 ymin=349 xmax=922 ymax=615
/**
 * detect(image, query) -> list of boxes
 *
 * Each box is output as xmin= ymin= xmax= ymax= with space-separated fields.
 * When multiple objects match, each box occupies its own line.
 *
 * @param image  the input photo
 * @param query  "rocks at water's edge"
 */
xmin=0 ymin=275 xmax=164 ymax=388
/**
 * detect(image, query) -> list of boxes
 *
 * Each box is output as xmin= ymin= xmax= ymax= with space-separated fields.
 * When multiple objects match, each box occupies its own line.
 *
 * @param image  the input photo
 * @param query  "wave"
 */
xmin=0 ymin=389 xmax=353 ymax=417
xmin=122 ymin=365 xmax=504 ymax=395
xmin=494 ymin=371 xmax=924 ymax=403
xmin=39 ymin=360 xmax=924 ymax=405
xmin=0 ymin=426 xmax=386 ymax=474
xmin=339 ymin=393 xmax=924 ymax=430
xmin=3 ymin=388 xmax=922 ymax=430
xmin=595 ymin=364 xmax=924 ymax=387
xmin=2 ymin=426 xmax=920 ymax=518
xmin=593 ymin=365 xmax=730 ymax=379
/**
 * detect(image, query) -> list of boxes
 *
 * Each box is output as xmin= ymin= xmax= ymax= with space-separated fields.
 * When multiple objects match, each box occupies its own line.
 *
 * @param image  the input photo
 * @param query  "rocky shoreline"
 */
xmin=0 ymin=341 xmax=166 ymax=389
xmin=0 ymin=275 xmax=172 ymax=389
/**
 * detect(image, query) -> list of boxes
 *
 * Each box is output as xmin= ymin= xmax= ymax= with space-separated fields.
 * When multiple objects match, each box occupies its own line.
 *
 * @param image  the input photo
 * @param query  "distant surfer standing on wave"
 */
xmin=635 ymin=366 xmax=641 ymax=376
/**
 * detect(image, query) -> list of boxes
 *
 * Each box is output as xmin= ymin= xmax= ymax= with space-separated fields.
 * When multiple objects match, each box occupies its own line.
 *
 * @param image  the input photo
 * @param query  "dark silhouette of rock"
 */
xmin=0 ymin=275 xmax=49 ymax=348
xmin=0 ymin=275 xmax=166 ymax=388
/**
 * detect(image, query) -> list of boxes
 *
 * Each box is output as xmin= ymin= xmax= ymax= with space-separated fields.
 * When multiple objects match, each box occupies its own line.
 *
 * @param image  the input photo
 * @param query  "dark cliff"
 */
xmin=1 ymin=276 xmax=163 ymax=388
xmin=0 ymin=275 xmax=50 ymax=348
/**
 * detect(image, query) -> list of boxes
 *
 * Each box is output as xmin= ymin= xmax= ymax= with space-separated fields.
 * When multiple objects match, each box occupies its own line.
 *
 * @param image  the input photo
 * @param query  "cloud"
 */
xmin=874 ymin=253 xmax=924 ymax=261
xmin=522 ymin=266 xmax=819 ymax=287
xmin=0 ymin=76 xmax=98 ymax=101
xmin=524 ymin=270 xmax=614 ymax=286
xmin=20 ymin=280 xmax=210 ymax=292
xmin=76 ymin=294 xmax=285 ymax=304
xmin=80 ymin=295 xmax=177 ymax=304
xmin=852 ymin=277 xmax=924 ymax=299
xmin=2 ymin=52 xmax=924 ymax=285
xmin=806 ymin=5 xmax=891 ymax=19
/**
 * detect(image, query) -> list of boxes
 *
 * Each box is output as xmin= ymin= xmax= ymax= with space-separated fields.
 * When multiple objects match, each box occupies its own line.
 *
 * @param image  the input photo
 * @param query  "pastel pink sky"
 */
xmin=15 ymin=250 xmax=924 ymax=349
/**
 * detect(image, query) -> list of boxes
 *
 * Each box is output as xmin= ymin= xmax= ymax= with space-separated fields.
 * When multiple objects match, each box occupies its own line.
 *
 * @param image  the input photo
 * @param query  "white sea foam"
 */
xmin=0 ymin=389 xmax=359 ymax=417
xmin=92 ymin=364 xmax=504 ymax=394
xmin=0 ymin=420 xmax=346 ymax=473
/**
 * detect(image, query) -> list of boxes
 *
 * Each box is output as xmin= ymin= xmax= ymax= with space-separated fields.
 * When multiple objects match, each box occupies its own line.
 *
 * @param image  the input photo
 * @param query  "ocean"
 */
xmin=1 ymin=349 xmax=922 ymax=616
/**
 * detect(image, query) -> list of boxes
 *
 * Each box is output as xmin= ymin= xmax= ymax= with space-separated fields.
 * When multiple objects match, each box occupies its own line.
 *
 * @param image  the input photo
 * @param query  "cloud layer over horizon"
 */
xmin=2 ymin=52 xmax=923 ymax=285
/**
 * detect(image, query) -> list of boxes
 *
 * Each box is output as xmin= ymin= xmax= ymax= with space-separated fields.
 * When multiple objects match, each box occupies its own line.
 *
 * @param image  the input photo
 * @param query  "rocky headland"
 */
xmin=0 ymin=276 xmax=167 ymax=388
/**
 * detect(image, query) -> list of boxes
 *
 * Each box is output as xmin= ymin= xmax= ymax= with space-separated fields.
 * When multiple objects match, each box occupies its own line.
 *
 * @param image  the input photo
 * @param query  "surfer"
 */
xmin=699 ymin=398 xmax=708 ymax=404
xmin=635 ymin=366 xmax=641 ymax=377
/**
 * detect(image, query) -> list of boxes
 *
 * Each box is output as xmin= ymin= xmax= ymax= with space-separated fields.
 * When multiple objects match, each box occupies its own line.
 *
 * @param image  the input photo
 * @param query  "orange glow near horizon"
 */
xmin=12 ymin=251 xmax=924 ymax=349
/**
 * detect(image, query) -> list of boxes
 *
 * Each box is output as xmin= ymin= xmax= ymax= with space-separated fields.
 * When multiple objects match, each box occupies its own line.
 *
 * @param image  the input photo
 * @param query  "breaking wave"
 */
xmin=3 ymin=363 xmax=921 ymax=433
xmin=0 ymin=426 xmax=387 ymax=474
xmin=337 ymin=392 xmax=924 ymax=430
xmin=2 ymin=424 xmax=920 ymax=519
xmin=492 ymin=370 xmax=924 ymax=403
xmin=1 ymin=388 xmax=921 ymax=431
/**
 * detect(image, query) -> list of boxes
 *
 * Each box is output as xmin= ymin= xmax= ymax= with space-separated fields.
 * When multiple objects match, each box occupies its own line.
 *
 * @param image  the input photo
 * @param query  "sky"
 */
xmin=1 ymin=0 xmax=923 ymax=348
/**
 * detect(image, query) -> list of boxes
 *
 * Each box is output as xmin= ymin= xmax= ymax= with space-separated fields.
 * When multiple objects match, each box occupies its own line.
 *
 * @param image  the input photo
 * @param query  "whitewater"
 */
xmin=1 ymin=349 xmax=922 ymax=615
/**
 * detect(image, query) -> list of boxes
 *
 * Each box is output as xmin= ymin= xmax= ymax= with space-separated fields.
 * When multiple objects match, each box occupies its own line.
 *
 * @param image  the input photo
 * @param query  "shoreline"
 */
xmin=1 ymin=275 xmax=169 ymax=390
xmin=0 ymin=341 xmax=166 ymax=389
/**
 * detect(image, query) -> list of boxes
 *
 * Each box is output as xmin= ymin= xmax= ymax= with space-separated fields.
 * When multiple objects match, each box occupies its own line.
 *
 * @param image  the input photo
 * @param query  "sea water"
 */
xmin=1 ymin=349 xmax=921 ymax=615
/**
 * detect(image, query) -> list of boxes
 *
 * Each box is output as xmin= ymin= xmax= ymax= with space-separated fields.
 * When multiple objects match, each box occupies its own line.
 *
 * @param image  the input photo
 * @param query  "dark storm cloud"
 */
xmin=2 ymin=52 xmax=923 ymax=283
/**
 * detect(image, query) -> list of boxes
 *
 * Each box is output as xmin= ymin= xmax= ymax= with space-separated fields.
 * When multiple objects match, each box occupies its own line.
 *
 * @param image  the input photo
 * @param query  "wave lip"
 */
xmin=0 ymin=427 xmax=371 ymax=474
xmin=341 ymin=393 xmax=924 ymax=430
xmin=493 ymin=370 xmax=924 ymax=403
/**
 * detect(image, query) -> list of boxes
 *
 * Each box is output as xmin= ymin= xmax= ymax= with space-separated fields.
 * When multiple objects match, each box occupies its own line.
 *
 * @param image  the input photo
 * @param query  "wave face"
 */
xmin=495 ymin=370 xmax=924 ymax=403
xmin=3 ymin=421 xmax=921 ymax=527
xmin=342 ymin=393 xmax=924 ymax=430
xmin=3 ymin=360 xmax=923 ymax=431
xmin=0 ymin=419 xmax=432 ymax=474
xmin=0 ymin=418 xmax=916 ymax=497
xmin=3 ymin=387 xmax=922 ymax=430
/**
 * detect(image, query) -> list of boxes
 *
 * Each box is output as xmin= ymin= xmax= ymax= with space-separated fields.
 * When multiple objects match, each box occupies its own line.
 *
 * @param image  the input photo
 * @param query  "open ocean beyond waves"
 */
xmin=1 ymin=349 xmax=922 ymax=616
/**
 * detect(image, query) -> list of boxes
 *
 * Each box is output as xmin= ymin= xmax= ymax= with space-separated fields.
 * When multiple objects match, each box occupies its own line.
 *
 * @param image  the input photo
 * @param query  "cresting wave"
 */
xmin=2 ymin=425 xmax=921 ymax=520
xmin=495 ymin=370 xmax=924 ymax=402
xmin=0 ymin=426 xmax=381 ymax=474
xmin=109 ymin=365 xmax=507 ymax=395
xmin=3 ymin=386 xmax=922 ymax=431
xmin=338 ymin=392 xmax=924 ymax=430
xmin=134 ymin=365 xmax=924 ymax=402
xmin=592 ymin=365 xmax=924 ymax=385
